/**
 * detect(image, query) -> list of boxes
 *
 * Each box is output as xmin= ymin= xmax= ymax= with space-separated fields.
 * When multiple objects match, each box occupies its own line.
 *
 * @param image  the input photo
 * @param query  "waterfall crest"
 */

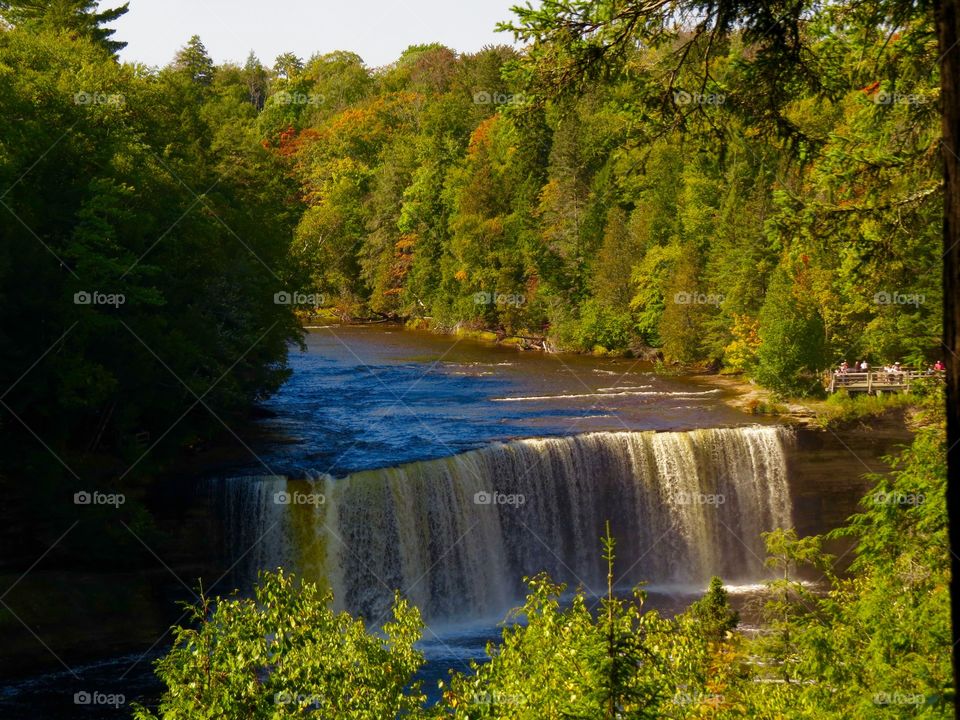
xmin=212 ymin=426 xmax=793 ymax=622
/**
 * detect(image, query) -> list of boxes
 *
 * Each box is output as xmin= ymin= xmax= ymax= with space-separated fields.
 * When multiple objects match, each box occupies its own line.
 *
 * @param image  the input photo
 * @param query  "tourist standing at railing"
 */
xmin=838 ymin=360 xmax=849 ymax=375
xmin=860 ymin=360 xmax=870 ymax=371
xmin=935 ymin=359 xmax=946 ymax=372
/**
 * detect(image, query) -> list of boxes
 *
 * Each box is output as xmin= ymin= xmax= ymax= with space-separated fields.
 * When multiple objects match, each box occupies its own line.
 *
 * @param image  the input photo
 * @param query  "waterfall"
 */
xmin=211 ymin=426 xmax=794 ymax=622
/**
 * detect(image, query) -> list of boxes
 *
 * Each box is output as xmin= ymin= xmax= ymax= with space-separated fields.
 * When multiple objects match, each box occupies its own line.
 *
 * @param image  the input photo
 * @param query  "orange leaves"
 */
xmin=394 ymin=234 xmax=416 ymax=252
xmin=468 ymin=115 xmax=499 ymax=156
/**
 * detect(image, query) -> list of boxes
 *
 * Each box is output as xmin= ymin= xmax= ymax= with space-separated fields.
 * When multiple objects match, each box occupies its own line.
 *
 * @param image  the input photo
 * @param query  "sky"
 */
xmin=114 ymin=0 xmax=524 ymax=69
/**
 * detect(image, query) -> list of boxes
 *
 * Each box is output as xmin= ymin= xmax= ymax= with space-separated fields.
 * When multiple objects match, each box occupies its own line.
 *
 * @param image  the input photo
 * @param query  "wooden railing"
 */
xmin=828 ymin=369 xmax=943 ymax=393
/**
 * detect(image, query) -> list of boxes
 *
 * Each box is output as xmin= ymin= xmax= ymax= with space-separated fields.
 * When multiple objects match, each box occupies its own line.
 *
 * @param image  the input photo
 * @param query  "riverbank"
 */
xmin=688 ymin=371 xmax=920 ymax=431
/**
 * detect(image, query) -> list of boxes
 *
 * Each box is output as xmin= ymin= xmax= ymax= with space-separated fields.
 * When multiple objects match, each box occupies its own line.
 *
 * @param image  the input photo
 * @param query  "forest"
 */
xmin=0 ymin=0 xmax=943 ymax=494
xmin=260 ymin=2 xmax=942 ymax=397
xmin=0 ymin=0 xmax=952 ymax=717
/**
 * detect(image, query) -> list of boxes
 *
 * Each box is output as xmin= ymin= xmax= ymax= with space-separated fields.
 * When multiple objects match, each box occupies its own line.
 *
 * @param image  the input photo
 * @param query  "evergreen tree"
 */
xmin=172 ymin=34 xmax=214 ymax=86
xmin=0 ymin=0 xmax=128 ymax=54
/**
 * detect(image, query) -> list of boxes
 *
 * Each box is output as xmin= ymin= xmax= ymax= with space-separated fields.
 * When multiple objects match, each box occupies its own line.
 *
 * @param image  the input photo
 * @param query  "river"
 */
xmin=0 ymin=325 xmax=868 ymax=717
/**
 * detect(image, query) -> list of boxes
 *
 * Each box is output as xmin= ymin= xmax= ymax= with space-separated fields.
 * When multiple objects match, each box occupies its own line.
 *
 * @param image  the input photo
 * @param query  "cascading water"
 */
xmin=211 ymin=425 xmax=793 ymax=623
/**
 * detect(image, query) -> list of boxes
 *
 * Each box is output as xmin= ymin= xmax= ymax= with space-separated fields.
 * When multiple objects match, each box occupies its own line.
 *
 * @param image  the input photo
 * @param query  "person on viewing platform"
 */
xmin=838 ymin=360 xmax=849 ymax=374
xmin=860 ymin=360 xmax=870 ymax=371
xmin=935 ymin=359 xmax=946 ymax=372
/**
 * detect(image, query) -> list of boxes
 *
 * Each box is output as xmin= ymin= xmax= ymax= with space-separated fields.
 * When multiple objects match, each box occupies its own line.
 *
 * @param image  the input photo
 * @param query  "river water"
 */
xmin=1 ymin=325 xmax=793 ymax=717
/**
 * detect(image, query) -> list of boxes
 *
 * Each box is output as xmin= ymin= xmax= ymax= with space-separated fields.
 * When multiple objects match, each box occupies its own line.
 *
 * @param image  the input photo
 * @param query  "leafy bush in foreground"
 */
xmin=133 ymin=571 xmax=425 ymax=720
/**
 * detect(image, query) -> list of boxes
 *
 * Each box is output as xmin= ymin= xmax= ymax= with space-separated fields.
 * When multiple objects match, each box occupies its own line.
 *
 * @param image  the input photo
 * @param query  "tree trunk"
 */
xmin=935 ymin=0 xmax=960 ymax=710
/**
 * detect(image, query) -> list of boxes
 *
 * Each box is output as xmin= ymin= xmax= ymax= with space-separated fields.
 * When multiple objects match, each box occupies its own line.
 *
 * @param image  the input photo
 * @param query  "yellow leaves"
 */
xmin=724 ymin=313 xmax=762 ymax=372
xmin=454 ymin=269 xmax=468 ymax=282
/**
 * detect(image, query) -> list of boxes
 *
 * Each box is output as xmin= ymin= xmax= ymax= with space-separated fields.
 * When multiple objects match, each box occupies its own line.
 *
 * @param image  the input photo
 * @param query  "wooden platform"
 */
xmin=828 ymin=370 xmax=938 ymax=394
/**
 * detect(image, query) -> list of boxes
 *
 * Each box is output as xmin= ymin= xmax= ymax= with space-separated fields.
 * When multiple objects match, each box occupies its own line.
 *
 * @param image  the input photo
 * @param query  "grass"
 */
xmin=809 ymin=390 xmax=917 ymax=429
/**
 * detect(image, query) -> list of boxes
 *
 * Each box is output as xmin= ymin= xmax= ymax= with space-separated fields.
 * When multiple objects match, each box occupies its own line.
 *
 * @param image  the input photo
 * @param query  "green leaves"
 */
xmin=0 ymin=0 xmax=129 ymax=55
xmin=135 ymin=570 xmax=427 ymax=720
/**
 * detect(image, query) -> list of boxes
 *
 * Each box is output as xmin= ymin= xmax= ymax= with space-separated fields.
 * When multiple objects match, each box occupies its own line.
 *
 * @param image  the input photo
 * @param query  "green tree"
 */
xmin=273 ymin=51 xmax=303 ymax=79
xmin=172 ymin=34 xmax=215 ymax=86
xmin=0 ymin=0 xmax=128 ymax=54
xmin=755 ymin=265 xmax=828 ymax=395
xmin=133 ymin=570 xmax=427 ymax=720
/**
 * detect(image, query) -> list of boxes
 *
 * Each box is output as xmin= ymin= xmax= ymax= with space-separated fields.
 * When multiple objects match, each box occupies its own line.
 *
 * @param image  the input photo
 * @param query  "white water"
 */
xmin=212 ymin=426 xmax=793 ymax=623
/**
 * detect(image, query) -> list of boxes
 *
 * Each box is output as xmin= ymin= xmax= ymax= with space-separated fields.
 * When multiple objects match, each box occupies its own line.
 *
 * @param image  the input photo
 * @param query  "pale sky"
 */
xmin=113 ymin=0 xmax=525 ymax=70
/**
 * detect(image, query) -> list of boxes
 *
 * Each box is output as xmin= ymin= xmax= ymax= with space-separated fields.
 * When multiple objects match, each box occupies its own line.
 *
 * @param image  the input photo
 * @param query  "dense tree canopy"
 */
xmin=0 ymin=17 xmax=302 ymax=558
xmin=245 ymin=7 xmax=942 ymax=394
